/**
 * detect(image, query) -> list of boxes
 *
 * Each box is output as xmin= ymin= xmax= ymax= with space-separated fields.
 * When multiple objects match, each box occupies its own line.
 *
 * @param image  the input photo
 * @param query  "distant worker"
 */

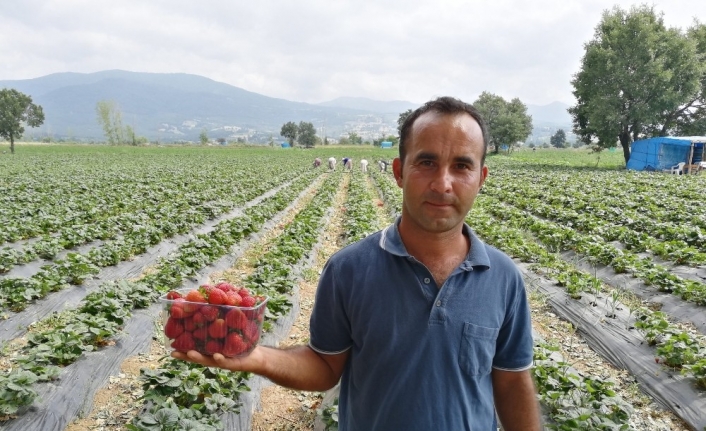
xmin=360 ymin=159 xmax=368 ymax=173
xmin=328 ymin=157 xmax=336 ymax=170
xmin=379 ymin=160 xmax=388 ymax=172
xmin=345 ymin=158 xmax=353 ymax=171
xmin=314 ymin=157 xmax=321 ymax=168
xmin=342 ymin=157 xmax=349 ymax=170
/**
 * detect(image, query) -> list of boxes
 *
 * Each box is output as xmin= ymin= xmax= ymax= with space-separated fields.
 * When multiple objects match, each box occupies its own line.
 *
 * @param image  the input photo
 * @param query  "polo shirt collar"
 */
xmin=378 ymin=217 xmax=491 ymax=270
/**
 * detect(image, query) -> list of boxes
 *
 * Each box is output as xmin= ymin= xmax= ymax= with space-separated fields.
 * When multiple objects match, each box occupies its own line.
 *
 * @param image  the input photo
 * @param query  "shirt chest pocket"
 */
xmin=459 ymin=322 xmax=499 ymax=376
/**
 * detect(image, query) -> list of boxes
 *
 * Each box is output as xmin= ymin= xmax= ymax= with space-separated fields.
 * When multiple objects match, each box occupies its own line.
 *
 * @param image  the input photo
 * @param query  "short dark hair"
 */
xmin=398 ymin=96 xmax=489 ymax=165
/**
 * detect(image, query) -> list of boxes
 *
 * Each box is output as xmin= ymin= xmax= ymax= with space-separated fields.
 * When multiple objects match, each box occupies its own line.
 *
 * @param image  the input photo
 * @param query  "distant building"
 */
xmin=381 ymin=141 xmax=393 ymax=149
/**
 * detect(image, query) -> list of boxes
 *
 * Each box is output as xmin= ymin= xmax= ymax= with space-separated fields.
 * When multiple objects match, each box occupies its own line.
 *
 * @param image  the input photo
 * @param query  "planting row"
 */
xmin=0 ymin=168 xmax=306 ymax=315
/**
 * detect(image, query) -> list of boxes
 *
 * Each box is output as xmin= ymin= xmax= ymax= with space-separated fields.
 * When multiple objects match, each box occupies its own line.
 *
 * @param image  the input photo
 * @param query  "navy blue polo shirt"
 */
xmin=309 ymin=220 xmax=534 ymax=431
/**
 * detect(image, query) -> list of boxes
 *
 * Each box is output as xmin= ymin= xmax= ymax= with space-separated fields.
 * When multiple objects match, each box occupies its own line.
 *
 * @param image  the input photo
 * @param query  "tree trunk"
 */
xmin=10 ymin=135 xmax=14 ymax=154
xmin=619 ymin=131 xmax=631 ymax=166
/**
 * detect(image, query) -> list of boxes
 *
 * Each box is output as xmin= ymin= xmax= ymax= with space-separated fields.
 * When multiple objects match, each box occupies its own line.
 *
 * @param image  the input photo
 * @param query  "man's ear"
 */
xmin=392 ymin=158 xmax=403 ymax=187
xmin=479 ymin=165 xmax=489 ymax=188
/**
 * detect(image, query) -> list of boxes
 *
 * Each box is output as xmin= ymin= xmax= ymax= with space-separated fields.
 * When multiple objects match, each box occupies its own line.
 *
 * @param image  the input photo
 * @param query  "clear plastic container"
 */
xmin=160 ymin=288 xmax=268 ymax=357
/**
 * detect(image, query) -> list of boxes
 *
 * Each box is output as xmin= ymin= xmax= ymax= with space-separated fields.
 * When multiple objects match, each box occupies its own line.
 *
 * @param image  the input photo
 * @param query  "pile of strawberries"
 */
xmin=162 ymin=282 xmax=267 ymax=357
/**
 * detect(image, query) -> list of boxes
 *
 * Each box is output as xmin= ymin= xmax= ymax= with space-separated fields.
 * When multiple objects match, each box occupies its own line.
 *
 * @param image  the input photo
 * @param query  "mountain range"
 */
xmin=0 ymin=70 xmax=572 ymax=143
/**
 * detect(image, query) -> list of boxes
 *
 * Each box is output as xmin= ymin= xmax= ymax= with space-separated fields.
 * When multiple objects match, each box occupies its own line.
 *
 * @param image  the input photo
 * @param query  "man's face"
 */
xmin=392 ymin=111 xmax=488 ymax=235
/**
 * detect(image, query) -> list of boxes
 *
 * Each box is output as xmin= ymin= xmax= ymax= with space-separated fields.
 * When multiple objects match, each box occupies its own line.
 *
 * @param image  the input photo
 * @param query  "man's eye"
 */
xmin=420 ymin=160 xmax=434 ymax=167
xmin=456 ymin=164 xmax=470 ymax=170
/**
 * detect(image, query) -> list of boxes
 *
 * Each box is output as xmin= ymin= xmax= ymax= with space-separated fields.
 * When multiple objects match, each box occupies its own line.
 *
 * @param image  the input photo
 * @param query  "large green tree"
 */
xmin=569 ymin=5 xmax=706 ymax=164
xmin=280 ymin=121 xmax=298 ymax=146
xmin=473 ymin=92 xmax=532 ymax=153
xmin=298 ymin=121 xmax=317 ymax=148
xmin=550 ymin=129 xmax=567 ymax=148
xmin=0 ymin=88 xmax=45 ymax=154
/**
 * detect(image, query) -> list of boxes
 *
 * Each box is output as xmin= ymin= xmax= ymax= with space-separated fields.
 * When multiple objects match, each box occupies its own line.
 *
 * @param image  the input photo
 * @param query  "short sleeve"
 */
xmin=309 ymin=258 xmax=353 ymax=354
xmin=492 ymin=270 xmax=534 ymax=371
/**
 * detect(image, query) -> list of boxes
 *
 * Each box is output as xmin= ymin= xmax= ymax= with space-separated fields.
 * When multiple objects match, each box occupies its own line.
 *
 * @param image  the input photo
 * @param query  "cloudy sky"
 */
xmin=1 ymin=1 xmax=704 ymax=107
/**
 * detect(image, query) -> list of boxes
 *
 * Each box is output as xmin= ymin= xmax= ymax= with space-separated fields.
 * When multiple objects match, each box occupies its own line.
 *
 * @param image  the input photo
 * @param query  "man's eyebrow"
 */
xmin=413 ymin=152 xmax=437 ymax=162
xmin=412 ymin=152 xmax=477 ymax=166
xmin=453 ymin=156 xmax=475 ymax=166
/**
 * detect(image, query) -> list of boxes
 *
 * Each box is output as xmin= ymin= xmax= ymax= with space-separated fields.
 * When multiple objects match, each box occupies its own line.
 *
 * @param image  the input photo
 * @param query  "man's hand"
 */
xmin=171 ymin=344 xmax=349 ymax=392
xmin=171 ymin=346 xmax=264 ymax=373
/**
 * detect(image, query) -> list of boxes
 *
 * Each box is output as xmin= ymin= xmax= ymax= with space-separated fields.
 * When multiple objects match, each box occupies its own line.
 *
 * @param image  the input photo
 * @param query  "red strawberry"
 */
xmin=185 ymin=289 xmax=207 ymax=303
xmin=243 ymin=320 xmax=261 ymax=343
xmin=208 ymin=319 xmax=228 ymax=338
xmin=224 ymin=291 xmax=243 ymax=306
xmin=166 ymin=290 xmax=182 ymax=300
xmin=225 ymin=308 xmax=248 ymax=330
xmin=164 ymin=317 xmax=185 ymax=339
xmin=216 ymin=281 xmax=236 ymax=292
xmin=238 ymin=287 xmax=251 ymax=298
xmin=240 ymin=295 xmax=257 ymax=308
xmin=182 ymin=317 xmax=197 ymax=332
xmin=200 ymin=305 xmax=220 ymax=322
xmin=207 ymin=289 xmax=227 ymax=305
xmin=171 ymin=332 xmax=196 ymax=352
xmin=205 ymin=340 xmax=224 ymax=355
xmin=223 ymin=333 xmax=249 ymax=356
xmin=192 ymin=311 xmax=207 ymax=327
xmin=169 ymin=298 xmax=189 ymax=318
xmin=192 ymin=327 xmax=208 ymax=340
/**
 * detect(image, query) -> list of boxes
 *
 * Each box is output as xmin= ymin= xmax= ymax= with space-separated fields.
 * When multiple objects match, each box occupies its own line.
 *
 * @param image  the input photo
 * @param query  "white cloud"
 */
xmin=0 ymin=0 xmax=704 ymax=106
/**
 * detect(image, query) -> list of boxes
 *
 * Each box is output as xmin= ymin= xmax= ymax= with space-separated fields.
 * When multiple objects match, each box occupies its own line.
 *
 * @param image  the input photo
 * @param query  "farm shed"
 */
xmin=626 ymin=136 xmax=706 ymax=172
xmin=380 ymin=141 xmax=393 ymax=149
xmin=280 ymin=142 xmax=291 ymax=148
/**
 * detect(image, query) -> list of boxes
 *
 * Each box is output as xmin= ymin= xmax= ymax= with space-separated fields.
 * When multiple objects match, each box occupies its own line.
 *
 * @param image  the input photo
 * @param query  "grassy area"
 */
xmin=505 ymin=147 xmax=627 ymax=169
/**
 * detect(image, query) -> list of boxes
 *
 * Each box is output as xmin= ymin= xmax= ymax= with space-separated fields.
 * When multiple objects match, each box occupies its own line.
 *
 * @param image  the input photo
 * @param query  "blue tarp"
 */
xmin=626 ymin=136 xmax=706 ymax=171
xmin=280 ymin=142 xmax=291 ymax=148
xmin=381 ymin=141 xmax=393 ymax=148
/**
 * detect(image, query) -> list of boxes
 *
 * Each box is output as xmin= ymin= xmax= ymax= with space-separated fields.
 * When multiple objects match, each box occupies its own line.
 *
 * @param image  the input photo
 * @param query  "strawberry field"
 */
xmin=1 ymin=145 xmax=705 ymax=430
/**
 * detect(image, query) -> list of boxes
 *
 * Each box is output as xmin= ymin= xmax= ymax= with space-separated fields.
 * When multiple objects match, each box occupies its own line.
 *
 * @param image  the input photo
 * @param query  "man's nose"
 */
xmin=430 ymin=167 xmax=453 ymax=193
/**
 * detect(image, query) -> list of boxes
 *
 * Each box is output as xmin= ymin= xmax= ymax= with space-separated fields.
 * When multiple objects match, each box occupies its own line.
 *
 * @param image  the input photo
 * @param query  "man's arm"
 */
xmin=172 ymin=345 xmax=349 ymax=392
xmin=492 ymin=368 xmax=542 ymax=431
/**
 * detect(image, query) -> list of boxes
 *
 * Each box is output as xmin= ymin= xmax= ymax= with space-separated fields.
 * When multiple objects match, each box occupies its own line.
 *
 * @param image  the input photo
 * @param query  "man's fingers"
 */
xmin=171 ymin=350 xmax=247 ymax=371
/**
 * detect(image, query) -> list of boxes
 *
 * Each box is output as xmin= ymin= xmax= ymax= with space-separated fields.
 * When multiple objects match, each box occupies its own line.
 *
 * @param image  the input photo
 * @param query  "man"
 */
xmin=173 ymin=96 xmax=541 ymax=430
xmin=328 ymin=156 xmax=336 ymax=170
xmin=313 ymin=157 xmax=321 ymax=168
xmin=360 ymin=158 xmax=368 ymax=173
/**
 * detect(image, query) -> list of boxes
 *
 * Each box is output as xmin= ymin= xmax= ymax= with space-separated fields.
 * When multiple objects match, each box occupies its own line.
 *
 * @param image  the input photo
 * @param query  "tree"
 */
xmin=199 ymin=129 xmax=209 ymax=145
xmin=550 ymin=129 xmax=567 ymax=148
xmin=569 ymin=5 xmax=706 ymax=164
xmin=280 ymin=121 xmax=298 ymax=146
xmin=0 ymin=89 xmax=45 ymax=154
xmin=96 ymin=100 xmax=125 ymax=145
xmin=298 ymin=121 xmax=317 ymax=148
xmin=473 ymin=92 xmax=533 ymax=154
xmin=397 ymin=109 xmax=413 ymax=134
xmin=348 ymin=132 xmax=363 ymax=145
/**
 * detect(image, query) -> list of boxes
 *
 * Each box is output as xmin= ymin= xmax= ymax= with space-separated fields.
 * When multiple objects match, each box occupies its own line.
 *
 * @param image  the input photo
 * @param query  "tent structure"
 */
xmin=380 ymin=141 xmax=393 ymax=149
xmin=280 ymin=142 xmax=291 ymax=148
xmin=626 ymin=136 xmax=706 ymax=172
